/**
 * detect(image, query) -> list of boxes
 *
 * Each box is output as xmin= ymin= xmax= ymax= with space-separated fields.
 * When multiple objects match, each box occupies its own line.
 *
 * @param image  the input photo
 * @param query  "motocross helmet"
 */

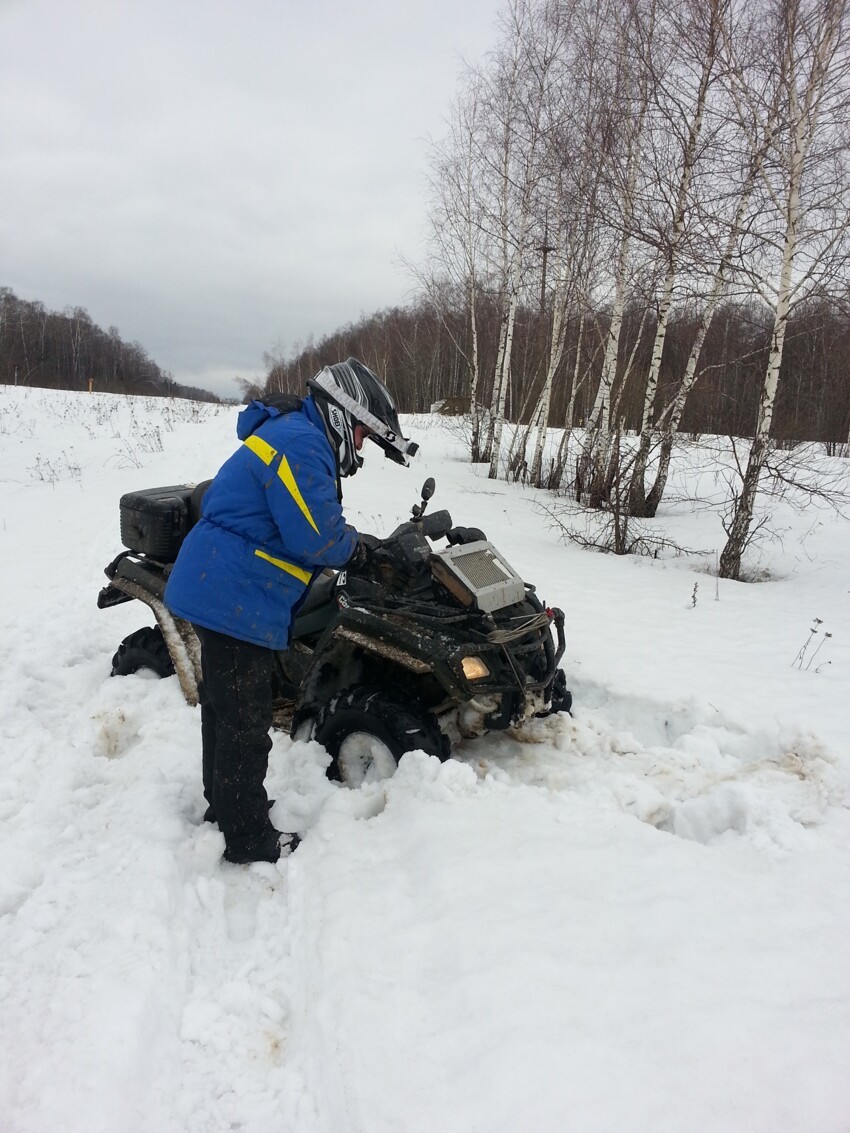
xmin=307 ymin=357 xmax=418 ymax=477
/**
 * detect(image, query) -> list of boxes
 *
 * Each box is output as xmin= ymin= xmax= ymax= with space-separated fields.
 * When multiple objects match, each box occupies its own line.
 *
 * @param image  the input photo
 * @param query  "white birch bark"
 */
xmin=720 ymin=0 xmax=845 ymax=578
xmin=549 ymin=314 xmax=589 ymax=488
xmin=419 ymin=79 xmax=489 ymax=461
xmin=628 ymin=1 xmax=722 ymax=514
xmin=581 ymin=2 xmax=654 ymax=507
xmin=529 ymin=285 xmax=567 ymax=485
xmin=468 ymin=272 xmax=483 ymax=460
xmin=522 ymin=0 xmax=612 ymax=489
xmin=488 ymin=281 xmax=521 ymax=478
xmin=645 ymin=119 xmax=775 ymax=514
xmin=486 ymin=1 xmax=563 ymax=479
xmin=587 ymin=226 xmax=631 ymax=441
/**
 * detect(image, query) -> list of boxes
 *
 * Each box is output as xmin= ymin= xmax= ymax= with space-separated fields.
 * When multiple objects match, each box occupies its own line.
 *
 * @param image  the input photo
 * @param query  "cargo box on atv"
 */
xmin=119 ymin=485 xmax=194 ymax=561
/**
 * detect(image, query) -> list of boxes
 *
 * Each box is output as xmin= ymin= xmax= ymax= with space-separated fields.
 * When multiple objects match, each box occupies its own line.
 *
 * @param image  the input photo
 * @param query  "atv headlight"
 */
xmin=461 ymin=656 xmax=490 ymax=681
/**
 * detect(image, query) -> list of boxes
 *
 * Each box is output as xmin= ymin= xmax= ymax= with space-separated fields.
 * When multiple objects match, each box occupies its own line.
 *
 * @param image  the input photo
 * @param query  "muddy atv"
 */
xmin=98 ymin=477 xmax=571 ymax=785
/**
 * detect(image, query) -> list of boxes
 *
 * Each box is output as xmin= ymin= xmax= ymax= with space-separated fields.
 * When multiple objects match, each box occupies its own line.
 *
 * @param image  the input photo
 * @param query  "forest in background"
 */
xmin=0 ymin=289 xmax=220 ymax=403
xmin=260 ymin=294 xmax=850 ymax=448
xmin=260 ymin=0 xmax=850 ymax=580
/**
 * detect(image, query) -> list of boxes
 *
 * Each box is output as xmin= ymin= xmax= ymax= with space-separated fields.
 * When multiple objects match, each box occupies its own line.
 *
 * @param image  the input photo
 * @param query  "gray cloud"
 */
xmin=0 ymin=0 xmax=500 ymax=396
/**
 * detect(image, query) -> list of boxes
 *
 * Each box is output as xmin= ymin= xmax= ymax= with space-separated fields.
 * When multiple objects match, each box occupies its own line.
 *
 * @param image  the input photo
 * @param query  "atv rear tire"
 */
xmin=111 ymin=626 xmax=175 ymax=679
xmin=316 ymin=687 xmax=449 ymax=787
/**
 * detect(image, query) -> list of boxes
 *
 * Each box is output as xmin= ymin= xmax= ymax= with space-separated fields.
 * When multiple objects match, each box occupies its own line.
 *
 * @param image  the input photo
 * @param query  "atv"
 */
xmin=98 ymin=477 xmax=571 ymax=785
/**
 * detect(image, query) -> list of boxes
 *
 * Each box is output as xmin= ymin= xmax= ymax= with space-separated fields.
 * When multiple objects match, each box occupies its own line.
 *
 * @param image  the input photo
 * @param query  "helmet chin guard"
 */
xmin=308 ymin=358 xmax=418 ymax=476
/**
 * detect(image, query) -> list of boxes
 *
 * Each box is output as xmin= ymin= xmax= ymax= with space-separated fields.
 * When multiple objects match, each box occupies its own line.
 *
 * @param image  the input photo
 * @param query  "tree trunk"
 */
xmin=581 ymin=66 xmax=647 ymax=508
xmin=719 ymin=2 xmax=824 ymax=579
xmin=468 ymin=274 xmax=484 ymax=462
xmin=530 ymin=279 xmax=570 ymax=486
xmin=488 ymin=285 xmax=520 ymax=478
xmin=644 ymin=175 xmax=761 ymax=516
xmin=629 ymin=17 xmax=716 ymax=516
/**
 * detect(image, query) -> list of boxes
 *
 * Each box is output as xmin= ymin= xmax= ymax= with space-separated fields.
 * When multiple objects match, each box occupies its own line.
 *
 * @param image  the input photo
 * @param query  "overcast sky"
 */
xmin=0 ymin=0 xmax=502 ymax=397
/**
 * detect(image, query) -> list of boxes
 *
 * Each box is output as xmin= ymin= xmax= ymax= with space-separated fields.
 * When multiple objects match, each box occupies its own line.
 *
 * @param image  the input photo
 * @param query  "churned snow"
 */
xmin=0 ymin=385 xmax=849 ymax=1132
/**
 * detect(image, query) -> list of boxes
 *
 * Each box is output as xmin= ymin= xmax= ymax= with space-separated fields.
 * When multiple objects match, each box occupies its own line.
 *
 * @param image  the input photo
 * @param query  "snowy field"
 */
xmin=1 ymin=385 xmax=849 ymax=1133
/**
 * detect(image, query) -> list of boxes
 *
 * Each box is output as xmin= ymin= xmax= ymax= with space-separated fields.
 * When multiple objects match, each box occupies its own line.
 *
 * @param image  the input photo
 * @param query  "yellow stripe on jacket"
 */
xmin=243 ymin=437 xmax=321 ymax=535
xmin=253 ymin=549 xmax=312 ymax=584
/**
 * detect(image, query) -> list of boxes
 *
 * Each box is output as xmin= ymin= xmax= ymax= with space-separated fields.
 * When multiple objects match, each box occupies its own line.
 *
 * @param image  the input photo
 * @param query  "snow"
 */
xmin=1 ymin=384 xmax=849 ymax=1132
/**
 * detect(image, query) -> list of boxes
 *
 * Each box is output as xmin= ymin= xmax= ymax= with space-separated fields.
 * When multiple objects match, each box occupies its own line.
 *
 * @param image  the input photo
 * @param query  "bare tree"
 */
xmin=640 ymin=93 xmax=783 ymax=516
xmin=626 ymin=0 xmax=730 ymax=515
xmin=420 ymin=75 xmax=492 ymax=459
xmin=482 ymin=0 xmax=567 ymax=479
xmin=720 ymin=0 xmax=849 ymax=579
xmin=410 ymin=0 xmax=849 ymax=498
xmin=577 ymin=0 xmax=659 ymax=508
xmin=525 ymin=0 xmax=614 ymax=487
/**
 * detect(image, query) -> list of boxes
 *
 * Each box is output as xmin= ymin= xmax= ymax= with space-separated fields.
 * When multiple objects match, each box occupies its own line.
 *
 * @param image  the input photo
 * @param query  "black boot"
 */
xmin=204 ymin=798 xmax=276 ymax=825
xmin=223 ymin=830 xmax=300 ymax=865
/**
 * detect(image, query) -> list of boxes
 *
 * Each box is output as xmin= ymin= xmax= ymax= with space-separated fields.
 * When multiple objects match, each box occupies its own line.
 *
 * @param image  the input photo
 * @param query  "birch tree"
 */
xmin=641 ymin=44 xmax=784 ymax=516
xmin=525 ymin=0 xmax=617 ymax=487
xmin=720 ymin=0 xmax=849 ymax=579
xmin=422 ymin=77 xmax=491 ymax=460
xmin=482 ymin=0 xmax=565 ymax=479
xmin=626 ymin=0 xmax=729 ymax=515
xmin=577 ymin=0 xmax=658 ymax=508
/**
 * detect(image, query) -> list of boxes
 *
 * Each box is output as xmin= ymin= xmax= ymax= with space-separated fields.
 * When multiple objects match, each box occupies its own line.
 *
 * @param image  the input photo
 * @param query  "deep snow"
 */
xmin=1 ymin=386 xmax=849 ymax=1133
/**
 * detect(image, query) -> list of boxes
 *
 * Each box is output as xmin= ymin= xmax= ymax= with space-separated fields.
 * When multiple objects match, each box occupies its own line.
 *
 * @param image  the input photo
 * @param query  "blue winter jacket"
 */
xmin=164 ymin=396 xmax=358 ymax=649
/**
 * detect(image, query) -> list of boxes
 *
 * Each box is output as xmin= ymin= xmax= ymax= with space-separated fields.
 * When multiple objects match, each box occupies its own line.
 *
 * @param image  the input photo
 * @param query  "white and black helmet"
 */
xmin=307 ymin=357 xmax=418 ymax=477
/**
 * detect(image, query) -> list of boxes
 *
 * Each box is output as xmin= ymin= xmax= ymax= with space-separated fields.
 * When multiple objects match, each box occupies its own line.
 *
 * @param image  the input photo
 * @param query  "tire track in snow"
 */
xmin=454 ymin=680 xmax=846 ymax=849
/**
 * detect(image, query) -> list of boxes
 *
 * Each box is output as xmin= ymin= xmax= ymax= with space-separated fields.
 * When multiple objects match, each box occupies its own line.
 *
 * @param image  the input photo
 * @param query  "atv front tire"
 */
xmin=315 ymin=687 xmax=449 ymax=787
xmin=536 ymin=668 xmax=572 ymax=717
xmin=549 ymin=668 xmax=573 ymax=714
xmin=111 ymin=626 xmax=175 ymax=679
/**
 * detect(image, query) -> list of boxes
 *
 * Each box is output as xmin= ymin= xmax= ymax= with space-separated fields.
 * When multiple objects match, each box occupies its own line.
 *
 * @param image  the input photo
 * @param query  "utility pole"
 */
xmin=537 ymin=214 xmax=556 ymax=315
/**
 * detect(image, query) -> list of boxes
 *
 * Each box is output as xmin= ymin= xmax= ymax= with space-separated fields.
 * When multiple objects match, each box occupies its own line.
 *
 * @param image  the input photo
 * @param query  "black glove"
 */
xmin=347 ymin=533 xmax=381 ymax=571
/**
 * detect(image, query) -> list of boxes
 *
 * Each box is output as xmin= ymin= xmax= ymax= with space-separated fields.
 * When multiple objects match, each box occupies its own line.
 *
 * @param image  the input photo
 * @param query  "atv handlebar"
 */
xmin=420 ymin=509 xmax=453 ymax=541
xmin=384 ymin=508 xmax=453 ymax=544
xmin=350 ymin=508 xmax=455 ymax=581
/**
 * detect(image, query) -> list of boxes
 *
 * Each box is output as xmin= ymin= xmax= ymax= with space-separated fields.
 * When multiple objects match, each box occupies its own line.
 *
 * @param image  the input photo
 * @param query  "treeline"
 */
xmin=0 ymin=288 xmax=219 ymax=402
xmin=261 ymin=293 xmax=850 ymax=445
xmin=267 ymin=0 xmax=850 ymax=581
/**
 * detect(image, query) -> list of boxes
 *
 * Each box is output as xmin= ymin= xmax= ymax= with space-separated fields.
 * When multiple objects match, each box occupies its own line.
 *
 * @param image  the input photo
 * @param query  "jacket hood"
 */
xmin=236 ymin=401 xmax=273 ymax=440
xmin=236 ymin=395 xmax=304 ymax=441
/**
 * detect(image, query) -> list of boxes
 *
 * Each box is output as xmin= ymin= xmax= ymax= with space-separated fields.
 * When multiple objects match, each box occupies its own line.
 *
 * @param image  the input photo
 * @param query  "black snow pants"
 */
xmin=194 ymin=624 xmax=278 ymax=858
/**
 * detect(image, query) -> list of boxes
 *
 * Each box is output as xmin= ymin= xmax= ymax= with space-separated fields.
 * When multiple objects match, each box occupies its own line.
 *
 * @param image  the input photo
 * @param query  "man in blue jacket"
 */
xmin=165 ymin=358 xmax=417 ymax=864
